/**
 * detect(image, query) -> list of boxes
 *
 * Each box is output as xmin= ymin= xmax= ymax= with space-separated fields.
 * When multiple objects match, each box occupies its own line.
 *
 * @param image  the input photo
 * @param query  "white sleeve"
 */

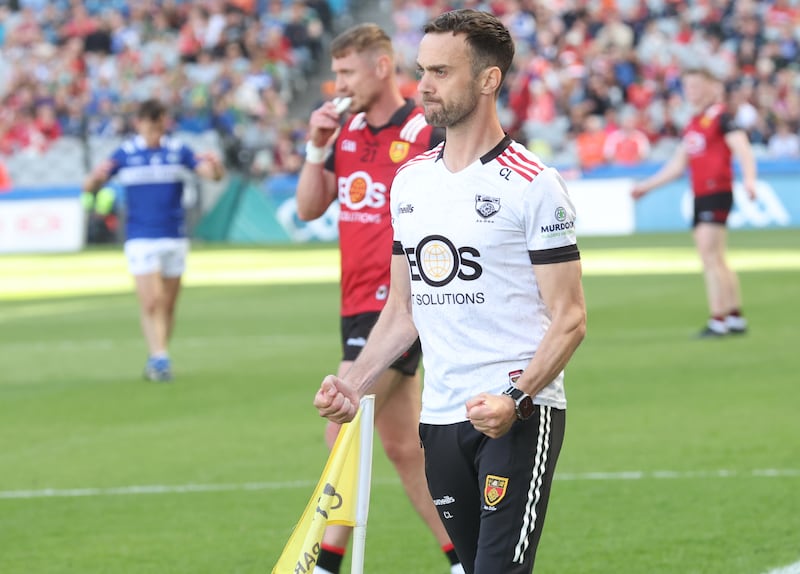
xmin=523 ymin=167 xmax=579 ymax=254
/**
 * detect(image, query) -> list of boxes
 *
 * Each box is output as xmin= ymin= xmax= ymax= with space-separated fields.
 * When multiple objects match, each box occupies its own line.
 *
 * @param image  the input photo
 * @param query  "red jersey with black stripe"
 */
xmin=682 ymin=103 xmax=738 ymax=197
xmin=326 ymin=100 xmax=442 ymax=316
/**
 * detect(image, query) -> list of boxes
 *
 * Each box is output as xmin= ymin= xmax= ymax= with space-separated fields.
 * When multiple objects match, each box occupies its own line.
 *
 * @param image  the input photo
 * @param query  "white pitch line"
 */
xmin=764 ymin=560 xmax=800 ymax=574
xmin=1 ymin=469 xmax=798 ymax=501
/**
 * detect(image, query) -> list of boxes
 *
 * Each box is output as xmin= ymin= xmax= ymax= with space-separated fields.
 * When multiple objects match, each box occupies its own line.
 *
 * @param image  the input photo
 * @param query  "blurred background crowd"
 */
xmin=0 ymin=0 xmax=798 ymax=192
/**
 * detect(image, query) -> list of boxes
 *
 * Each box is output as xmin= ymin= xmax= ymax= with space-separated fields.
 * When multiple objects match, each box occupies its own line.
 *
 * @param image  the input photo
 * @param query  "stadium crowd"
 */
xmin=389 ymin=0 xmax=800 ymax=168
xmin=0 ymin=0 xmax=799 ymax=181
xmin=0 ymin=0 xmax=340 ymax=176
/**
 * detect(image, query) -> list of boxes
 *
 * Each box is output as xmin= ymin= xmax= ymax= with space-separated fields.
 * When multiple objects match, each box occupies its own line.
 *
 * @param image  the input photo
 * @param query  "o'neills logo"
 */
xmin=541 ymin=221 xmax=574 ymax=233
xmin=398 ymin=203 xmax=414 ymax=214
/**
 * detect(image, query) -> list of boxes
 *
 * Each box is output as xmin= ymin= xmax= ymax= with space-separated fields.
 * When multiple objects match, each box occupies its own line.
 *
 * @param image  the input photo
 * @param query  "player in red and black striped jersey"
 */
xmin=632 ymin=68 xmax=757 ymax=338
xmin=295 ymin=23 xmax=460 ymax=574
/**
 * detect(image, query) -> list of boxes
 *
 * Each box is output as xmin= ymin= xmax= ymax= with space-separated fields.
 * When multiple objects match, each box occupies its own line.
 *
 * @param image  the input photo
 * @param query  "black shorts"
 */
xmin=420 ymin=406 xmax=566 ymax=574
xmin=340 ymin=312 xmax=421 ymax=376
xmin=693 ymin=191 xmax=733 ymax=227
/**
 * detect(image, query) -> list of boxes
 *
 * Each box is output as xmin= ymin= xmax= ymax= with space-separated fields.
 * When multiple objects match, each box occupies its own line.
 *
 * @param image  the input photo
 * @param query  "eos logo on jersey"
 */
xmin=405 ymin=235 xmax=482 ymax=286
xmin=683 ymin=131 xmax=707 ymax=155
xmin=338 ymin=171 xmax=387 ymax=210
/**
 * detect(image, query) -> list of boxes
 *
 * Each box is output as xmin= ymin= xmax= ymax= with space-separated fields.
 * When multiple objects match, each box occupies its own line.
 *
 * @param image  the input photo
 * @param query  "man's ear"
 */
xmin=375 ymin=54 xmax=393 ymax=80
xmin=481 ymin=66 xmax=502 ymax=96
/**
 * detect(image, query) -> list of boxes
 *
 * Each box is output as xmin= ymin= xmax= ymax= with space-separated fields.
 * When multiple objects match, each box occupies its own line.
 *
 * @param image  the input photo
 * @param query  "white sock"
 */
xmin=708 ymin=318 xmax=728 ymax=334
xmin=451 ymin=564 xmax=466 ymax=574
xmin=725 ymin=315 xmax=747 ymax=330
xmin=313 ymin=568 xmax=334 ymax=574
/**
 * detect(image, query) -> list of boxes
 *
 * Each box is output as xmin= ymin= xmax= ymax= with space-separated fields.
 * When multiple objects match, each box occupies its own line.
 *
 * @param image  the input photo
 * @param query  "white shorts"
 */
xmin=124 ymin=238 xmax=190 ymax=277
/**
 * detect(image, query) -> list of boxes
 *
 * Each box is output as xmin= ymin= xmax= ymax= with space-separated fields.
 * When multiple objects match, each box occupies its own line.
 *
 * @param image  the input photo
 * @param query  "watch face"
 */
xmin=517 ymin=396 xmax=535 ymax=420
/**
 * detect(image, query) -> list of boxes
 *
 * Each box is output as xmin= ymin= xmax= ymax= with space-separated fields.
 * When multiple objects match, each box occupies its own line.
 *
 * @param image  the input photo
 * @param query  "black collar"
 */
xmin=367 ymin=99 xmax=418 ymax=132
xmin=435 ymin=134 xmax=512 ymax=164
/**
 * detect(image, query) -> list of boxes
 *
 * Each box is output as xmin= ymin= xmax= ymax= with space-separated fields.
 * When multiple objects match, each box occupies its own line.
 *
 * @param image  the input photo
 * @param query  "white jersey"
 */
xmin=390 ymin=137 xmax=580 ymax=425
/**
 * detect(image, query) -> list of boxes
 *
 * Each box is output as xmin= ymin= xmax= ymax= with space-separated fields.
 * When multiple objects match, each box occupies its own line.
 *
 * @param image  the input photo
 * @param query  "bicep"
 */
xmin=724 ymin=130 xmax=750 ymax=155
xmin=533 ymin=260 xmax=585 ymax=317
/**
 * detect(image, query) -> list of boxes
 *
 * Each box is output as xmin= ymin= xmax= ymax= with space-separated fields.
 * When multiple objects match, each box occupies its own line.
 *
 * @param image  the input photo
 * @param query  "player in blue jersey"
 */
xmin=84 ymin=99 xmax=224 ymax=382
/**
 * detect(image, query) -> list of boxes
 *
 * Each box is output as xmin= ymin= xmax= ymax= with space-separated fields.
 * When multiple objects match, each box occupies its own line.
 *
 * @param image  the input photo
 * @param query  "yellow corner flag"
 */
xmin=273 ymin=396 xmax=375 ymax=574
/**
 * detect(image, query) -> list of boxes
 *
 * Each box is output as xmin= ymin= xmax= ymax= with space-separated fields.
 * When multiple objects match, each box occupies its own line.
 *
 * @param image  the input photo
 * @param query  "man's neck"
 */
xmin=441 ymin=110 xmax=505 ymax=173
xmin=364 ymin=89 xmax=406 ymax=128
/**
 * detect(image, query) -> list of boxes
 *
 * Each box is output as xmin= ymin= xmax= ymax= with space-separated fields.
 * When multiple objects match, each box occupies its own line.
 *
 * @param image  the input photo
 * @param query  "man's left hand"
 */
xmin=466 ymin=393 xmax=516 ymax=438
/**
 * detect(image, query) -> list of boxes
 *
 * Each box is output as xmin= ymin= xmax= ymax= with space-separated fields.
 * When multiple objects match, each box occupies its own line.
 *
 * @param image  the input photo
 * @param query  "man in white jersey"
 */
xmin=84 ymin=99 xmax=224 ymax=382
xmin=313 ymin=10 xmax=586 ymax=573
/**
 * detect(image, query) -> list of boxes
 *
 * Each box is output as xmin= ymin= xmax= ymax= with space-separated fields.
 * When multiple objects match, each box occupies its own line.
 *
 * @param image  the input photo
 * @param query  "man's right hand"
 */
xmin=308 ymin=101 xmax=345 ymax=148
xmin=631 ymin=182 xmax=648 ymax=200
xmin=314 ymin=374 xmax=360 ymax=424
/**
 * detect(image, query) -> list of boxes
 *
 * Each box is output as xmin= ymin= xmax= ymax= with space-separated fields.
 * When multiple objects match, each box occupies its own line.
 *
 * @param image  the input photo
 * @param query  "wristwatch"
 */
xmin=502 ymin=385 xmax=535 ymax=421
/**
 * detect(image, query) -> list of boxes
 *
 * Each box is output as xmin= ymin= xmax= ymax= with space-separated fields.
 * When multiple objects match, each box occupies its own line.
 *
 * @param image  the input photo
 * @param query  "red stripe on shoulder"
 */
xmin=496 ymin=148 xmax=543 ymax=182
xmin=505 ymin=145 xmax=545 ymax=172
xmin=395 ymin=147 xmax=440 ymax=175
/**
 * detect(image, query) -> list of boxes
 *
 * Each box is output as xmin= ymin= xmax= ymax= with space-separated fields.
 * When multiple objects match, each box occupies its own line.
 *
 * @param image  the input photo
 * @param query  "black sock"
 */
xmin=317 ymin=544 xmax=345 ymax=573
xmin=443 ymin=543 xmax=460 ymax=566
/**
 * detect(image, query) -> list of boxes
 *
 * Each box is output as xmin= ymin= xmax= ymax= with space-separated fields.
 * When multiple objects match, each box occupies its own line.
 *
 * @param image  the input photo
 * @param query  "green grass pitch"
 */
xmin=1 ymin=229 xmax=798 ymax=574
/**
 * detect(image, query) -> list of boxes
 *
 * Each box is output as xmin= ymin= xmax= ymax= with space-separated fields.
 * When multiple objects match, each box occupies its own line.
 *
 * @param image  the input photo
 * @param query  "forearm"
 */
xmin=296 ymin=160 xmax=334 ymax=221
xmin=516 ymin=305 xmax=586 ymax=397
xmin=83 ymin=174 xmax=104 ymax=195
xmin=343 ymin=297 xmax=419 ymax=397
xmin=638 ymin=148 xmax=687 ymax=192
xmin=736 ymin=143 xmax=757 ymax=186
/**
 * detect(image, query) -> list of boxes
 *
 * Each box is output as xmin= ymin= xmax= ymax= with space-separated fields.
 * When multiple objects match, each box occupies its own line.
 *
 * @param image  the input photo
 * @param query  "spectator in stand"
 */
xmin=0 ymin=157 xmax=11 ymax=191
xmin=767 ymin=120 xmax=800 ymax=159
xmin=575 ymin=114 xmax=607 ymax=171
xmin=603 ymin=106 xmax=650 ymax=166
xmin=1 ymin=0 xmax=799 ymax=174
xmin=33 ymin=102 xmax=61 ymax=145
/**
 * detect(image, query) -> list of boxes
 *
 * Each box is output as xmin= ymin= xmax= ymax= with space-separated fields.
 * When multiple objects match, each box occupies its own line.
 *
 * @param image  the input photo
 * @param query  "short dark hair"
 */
xmin=330 ymin=23 xmax=394 ymax=60
xmin=137 ymin=98 xmax=167 ymax=121
xmin=423 ymin=9 xmax=514 ymax=87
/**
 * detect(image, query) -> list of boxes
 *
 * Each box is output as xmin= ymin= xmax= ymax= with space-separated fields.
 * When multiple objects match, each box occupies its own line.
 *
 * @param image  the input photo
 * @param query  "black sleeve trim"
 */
xmin=324 ymin=144 xmax=336 ymax=171
xmin=719 ymin=112 xmax=738 ymax=135
xmin=392 ymin=241 xmax=405 ymax=255
xmin=529 ymin=244 xmax=581 ymax=265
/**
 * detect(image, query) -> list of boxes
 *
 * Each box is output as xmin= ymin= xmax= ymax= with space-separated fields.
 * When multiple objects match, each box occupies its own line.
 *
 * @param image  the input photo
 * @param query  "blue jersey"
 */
xmin=109 ymin=135 xmax=199 ymax=240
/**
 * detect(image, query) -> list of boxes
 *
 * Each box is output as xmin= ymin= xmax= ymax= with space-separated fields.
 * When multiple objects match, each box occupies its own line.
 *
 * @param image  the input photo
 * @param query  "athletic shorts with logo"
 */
xmin=693 ymin=190 xmax=733 ymax=227
xmin=124 ymin=238 xmax=189 ymax=277
xmin=420 ymin=406 xmax=566 ymax=574
xmin=340 ymin=312 xmax=421 ymax=376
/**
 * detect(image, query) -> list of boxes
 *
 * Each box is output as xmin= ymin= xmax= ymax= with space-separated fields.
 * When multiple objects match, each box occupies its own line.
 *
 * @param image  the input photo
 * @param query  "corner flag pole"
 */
xmin=350 ymin=395 xmax=375 ymax=574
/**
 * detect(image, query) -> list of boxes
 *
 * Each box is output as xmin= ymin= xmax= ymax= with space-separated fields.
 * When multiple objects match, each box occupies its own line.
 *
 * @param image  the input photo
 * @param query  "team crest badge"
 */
xmin=475 ymin=194 xmax=501 ymax=218
xmin=484 ymin=475 xmax=509 ymax=506
xmin=389 ymin=141 xmax=410 ymax=163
